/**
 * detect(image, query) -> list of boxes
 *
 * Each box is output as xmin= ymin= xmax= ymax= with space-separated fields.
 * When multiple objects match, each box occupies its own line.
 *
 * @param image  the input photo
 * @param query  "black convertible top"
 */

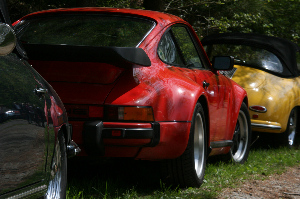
xmin=201 ymin=33 xmax=300 ymax=77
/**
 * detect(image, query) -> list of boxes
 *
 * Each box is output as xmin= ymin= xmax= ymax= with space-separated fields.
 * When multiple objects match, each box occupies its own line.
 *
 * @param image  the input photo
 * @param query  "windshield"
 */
xmin=204 ymin=44 xmax=284 ymax=74
xmin=15 ymin=15 xmax=155 ymax=47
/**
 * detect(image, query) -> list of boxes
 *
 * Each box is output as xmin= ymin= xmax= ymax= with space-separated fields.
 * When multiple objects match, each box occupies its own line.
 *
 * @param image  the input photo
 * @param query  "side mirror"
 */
xmin=212 ymin=56 xmax=234 ymax=71
xmin=0 ymin=23 xmax=16 ymax=56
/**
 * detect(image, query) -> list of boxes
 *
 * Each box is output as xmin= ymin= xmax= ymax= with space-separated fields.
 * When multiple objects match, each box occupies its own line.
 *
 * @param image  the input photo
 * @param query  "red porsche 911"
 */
xmin=14 ymin=8 xmax=251 ymax=187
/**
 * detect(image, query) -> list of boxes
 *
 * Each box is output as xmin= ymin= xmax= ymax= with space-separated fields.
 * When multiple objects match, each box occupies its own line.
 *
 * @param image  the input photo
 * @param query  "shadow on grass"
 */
xmin=67 ymin=157 xmax=163 ymax=197
xmin=67 ymin=157 xmax=214 ymax=198
xmin=250 ymin=131 xmax=300 ymax=150
xmin=67 ymin=132 xmax=299 ymax=198
xmin=204 ymin=131 xmax=300 ymax=166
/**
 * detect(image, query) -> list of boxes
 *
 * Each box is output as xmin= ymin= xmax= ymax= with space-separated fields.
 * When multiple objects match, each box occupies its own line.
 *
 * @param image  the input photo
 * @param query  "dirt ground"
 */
xmin=217 ymin=132 xmax=300 ymax=199
xmin=218 ymin=165 xmax=300 ymax=199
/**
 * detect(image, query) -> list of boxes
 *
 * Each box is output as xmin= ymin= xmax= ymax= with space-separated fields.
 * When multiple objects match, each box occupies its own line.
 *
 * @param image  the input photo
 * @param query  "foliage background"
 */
xmin=7 ymin=0 xmax=300 ymax=45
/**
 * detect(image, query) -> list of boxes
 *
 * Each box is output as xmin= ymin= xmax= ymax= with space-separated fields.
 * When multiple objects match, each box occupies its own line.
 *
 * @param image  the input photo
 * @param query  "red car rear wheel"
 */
xmin=160 ymin=103 xmax=207 ymax=188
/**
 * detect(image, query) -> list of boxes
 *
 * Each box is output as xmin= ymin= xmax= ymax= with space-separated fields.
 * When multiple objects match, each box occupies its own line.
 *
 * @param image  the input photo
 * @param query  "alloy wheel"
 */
xmin=231 ymin=110 xmax=249 ymax=162
xmin=194 ymin=112 xmax=205 ymax=177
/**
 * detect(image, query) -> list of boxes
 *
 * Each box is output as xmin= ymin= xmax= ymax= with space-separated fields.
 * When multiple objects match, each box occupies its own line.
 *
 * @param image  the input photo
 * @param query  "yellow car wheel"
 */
xmin=282 ymin=108 xmax=298 ymax=148
xmin=229 ymin=102 xmax=251 ymax=164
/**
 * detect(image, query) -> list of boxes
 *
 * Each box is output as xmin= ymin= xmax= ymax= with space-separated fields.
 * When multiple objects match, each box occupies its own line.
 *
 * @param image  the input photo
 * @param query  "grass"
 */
xmin=67 ymin=136 xmax=300 ymax=199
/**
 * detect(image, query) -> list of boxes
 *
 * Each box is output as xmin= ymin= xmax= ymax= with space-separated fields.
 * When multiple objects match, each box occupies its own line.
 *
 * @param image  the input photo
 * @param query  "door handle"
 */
xmin=203 ymin=80 xmax=210 ymax=89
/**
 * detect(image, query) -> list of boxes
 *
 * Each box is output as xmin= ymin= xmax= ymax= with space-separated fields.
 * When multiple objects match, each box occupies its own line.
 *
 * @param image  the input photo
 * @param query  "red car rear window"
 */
xmin=16 ymin=15 xmax=155 ymax=47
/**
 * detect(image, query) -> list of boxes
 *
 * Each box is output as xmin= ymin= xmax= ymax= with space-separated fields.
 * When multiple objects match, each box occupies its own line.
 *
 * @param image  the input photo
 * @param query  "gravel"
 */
xmin=218 ymin=166 xmax=300 ymax=199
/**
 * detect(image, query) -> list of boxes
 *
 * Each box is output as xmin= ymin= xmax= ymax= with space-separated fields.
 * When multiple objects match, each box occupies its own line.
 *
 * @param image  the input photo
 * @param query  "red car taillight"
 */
xmin=107 ymin=106 xmax=154 ymax=121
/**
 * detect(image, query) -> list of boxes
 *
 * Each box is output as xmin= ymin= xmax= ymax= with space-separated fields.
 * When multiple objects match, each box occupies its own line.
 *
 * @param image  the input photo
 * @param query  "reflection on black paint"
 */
xmin=0 ymin=53 xmax=51 ymax=194
xmin=0 ymin=119 xmax=45 ymax=192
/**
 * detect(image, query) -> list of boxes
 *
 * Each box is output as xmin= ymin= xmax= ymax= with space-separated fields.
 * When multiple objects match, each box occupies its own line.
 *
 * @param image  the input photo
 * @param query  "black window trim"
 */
xmin=157 ymin=26 xmax=185 ymax=67
xmin=158 ymin=23 xmax=208 ymax=70
xmin=169 ymin=28 xmax=187 ymax=66
xmin=173 ymin=24 xmax=205 ymax=68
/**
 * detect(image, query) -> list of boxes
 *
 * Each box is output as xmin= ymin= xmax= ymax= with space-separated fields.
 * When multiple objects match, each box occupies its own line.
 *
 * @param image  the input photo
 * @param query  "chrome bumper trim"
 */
xmin=251 ymin=123 xmax=281 ymax=130
xmin=5 ymin=185 xmax=47 ymax=199
xmin=67 ymin=140 xmax=81 ymax=158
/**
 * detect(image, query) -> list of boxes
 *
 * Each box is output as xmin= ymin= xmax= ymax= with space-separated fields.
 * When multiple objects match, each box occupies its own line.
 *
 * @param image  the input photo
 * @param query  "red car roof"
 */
xmin=15 ymin=7 xmax=185 ymax=27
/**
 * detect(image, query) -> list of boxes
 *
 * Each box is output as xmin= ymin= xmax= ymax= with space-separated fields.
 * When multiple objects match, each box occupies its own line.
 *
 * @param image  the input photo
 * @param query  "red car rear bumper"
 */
xmin=71 ymin=121 xmax=191 ymax=160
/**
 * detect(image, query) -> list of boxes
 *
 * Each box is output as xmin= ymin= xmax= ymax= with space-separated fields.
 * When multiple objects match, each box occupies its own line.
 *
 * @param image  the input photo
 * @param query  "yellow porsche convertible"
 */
xmin=202 ymin=33 xmax=300 ymax=147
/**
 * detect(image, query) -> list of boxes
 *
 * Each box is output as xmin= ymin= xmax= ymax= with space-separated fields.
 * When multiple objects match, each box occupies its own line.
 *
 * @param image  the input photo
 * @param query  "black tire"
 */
xmin=281 ymin=108 xmax=299 ymax=148
xmin=228 ymin=102 xmax=251 ymax=164
xmin=45 ymin=133 xmax=67 ymax=199
xmin=160 ymin=103 xmax=207 ymax=188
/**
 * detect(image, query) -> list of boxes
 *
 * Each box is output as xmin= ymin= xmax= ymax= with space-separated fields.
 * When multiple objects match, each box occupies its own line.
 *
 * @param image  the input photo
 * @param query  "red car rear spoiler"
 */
xmin=22 ymin=43 xmax=151 ymax=67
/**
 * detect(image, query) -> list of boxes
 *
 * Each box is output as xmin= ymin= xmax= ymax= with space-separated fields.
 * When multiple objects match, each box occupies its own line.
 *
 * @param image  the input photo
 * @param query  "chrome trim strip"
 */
xmin=67 ymin=140 xmax=81 ymax=158
xmin=136 ymin=21 xmax=156 ymax=48
xmin=210 ymin=140 xmax=233 ymax=148
xmin=219 ymin=67 xmax=237 ymax=79
xmin=155 ymin=120 xmax=191 ymax=123
xmin=251 ymin=123 xmax=281 ymax=130
xmin=6 ymin=185 xmax=47 ymax=199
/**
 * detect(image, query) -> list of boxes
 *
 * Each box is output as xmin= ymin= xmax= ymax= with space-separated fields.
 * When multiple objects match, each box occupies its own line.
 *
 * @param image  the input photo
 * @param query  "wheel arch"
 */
xmin=243 ymin=96 xmax=249 ymax=108
xmin=291 ymin=106 xmax=300 ymax=132
xmin=230 ymin=85 xmax=248 ymax=134
xmin=57 ymin=123 xmax=72 ymax=148
xmin=197 ymin=95 xmax=211 ymax=156
xmin=295 ymin=106 xmax=300 ymax=130
xmin=278 ymin=105 xmax=300 ymax=133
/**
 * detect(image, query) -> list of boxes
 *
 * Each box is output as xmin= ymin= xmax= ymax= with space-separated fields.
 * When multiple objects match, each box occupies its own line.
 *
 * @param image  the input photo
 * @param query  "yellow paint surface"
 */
xmin=232 ymin=65 xmax=300 ymax=133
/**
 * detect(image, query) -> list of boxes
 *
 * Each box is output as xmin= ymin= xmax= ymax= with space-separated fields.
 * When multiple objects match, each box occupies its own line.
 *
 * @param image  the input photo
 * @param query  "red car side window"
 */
xmin=157 ymin=31 xmax=184 ymax=65
xmin=172 ymin=26 xmax=204 ymax=69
